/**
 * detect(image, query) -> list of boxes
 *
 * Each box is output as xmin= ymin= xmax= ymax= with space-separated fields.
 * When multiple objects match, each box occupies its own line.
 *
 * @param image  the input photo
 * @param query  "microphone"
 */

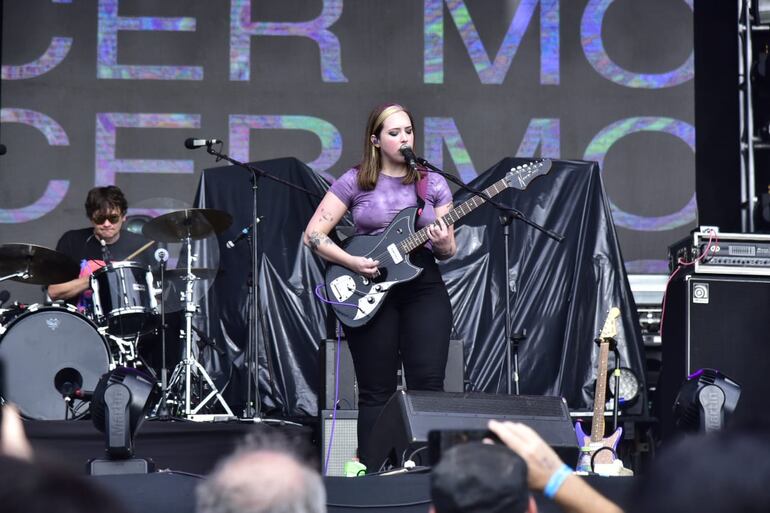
xmin=154 ymin=247 xmax=169 ymax=263
xmin=226 ymin=217 xmax=262 ymax=249
xmin=100 ymin=238 xmax=111 ymax=264
xmin=184 ymin=138 xmax=221 ymax=149
xmin=0 ymin=144 xmax=6 ymax=156
xmin=399 ymin=145 xmax=418 ymax=170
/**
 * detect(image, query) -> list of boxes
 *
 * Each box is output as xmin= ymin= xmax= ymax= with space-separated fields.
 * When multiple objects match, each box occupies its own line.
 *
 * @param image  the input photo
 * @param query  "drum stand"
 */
xmin=166 ymin=235 xmax=234 ymax=421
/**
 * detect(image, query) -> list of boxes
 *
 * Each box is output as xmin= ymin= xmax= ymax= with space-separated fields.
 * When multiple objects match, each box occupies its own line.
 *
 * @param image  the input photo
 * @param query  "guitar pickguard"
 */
xmin=329 ymin=274 xmax=357 ymax=302
xmin=352 ymin=280 xmax=398 ymax=321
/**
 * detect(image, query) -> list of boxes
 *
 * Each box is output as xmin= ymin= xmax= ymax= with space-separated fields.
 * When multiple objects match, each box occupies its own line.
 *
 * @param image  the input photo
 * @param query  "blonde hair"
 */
xmin=357 ymin=103 xmax=419 ymax=191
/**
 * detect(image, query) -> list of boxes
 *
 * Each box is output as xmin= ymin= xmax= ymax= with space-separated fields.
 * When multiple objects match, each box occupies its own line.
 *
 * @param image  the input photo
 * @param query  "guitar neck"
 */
xmin=590 ymin=340 xmax=610 ymax=442
xmin=401 ymin=175 xmax=510 ymax=253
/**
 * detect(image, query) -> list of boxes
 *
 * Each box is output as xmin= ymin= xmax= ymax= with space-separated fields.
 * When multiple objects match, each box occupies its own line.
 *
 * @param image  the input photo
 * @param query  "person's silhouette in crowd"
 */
xmin=431 ymin=441 xmax=536 ymax=513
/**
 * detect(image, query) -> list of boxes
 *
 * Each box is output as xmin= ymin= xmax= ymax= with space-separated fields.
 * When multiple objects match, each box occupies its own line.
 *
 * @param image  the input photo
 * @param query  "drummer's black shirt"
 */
xmin=55 ymin=228 xmax=155 ymax=267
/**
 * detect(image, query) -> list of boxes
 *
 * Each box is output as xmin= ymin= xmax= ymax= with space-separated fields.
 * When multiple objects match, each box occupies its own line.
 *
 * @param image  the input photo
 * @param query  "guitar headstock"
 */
xmin=599 ymin=307 xmax=621 ymax=340
xmin=505 ymin=159 xmax=553 ymax=190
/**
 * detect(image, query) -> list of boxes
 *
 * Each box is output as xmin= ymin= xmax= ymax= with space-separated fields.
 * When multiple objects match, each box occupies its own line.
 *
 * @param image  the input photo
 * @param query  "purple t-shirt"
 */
xmin=329 ymin=168 xmax=453 ymax=236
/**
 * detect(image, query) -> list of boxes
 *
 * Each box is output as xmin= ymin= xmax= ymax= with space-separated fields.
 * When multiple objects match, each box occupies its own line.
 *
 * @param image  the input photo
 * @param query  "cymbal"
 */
xmin=142 ymin=209 xmax=232 ymax=242
xmin=163 ymin=267 xmax=218 ymax=281
xmin=0 ymin=243 xmax=79 ymax=285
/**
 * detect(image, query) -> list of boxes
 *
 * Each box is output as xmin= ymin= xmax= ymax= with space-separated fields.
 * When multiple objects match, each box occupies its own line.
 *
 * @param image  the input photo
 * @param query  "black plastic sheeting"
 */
xmin=193 ymin=157 xmax=647 ymax=417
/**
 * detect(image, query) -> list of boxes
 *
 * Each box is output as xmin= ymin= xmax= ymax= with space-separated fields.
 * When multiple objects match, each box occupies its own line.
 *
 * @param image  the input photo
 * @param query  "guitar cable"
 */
xmin=314 ymin=284 xmax=365 ymax=314
xmin=659 ymin=229 xmax=718 ymax=341
xmin=589 ymin=446 xmax=618 ymax=474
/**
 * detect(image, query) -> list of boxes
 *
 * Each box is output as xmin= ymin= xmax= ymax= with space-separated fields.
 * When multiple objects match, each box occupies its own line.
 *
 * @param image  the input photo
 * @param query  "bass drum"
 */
xmin=0 ymin=304 xmax=113 ymax=420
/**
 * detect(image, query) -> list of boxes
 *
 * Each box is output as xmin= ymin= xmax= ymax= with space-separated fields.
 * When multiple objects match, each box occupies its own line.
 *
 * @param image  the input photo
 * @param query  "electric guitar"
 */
xmin=575 ymin=307 xmax=623 ymax=472
xmin=324 ymin=159 xmax=553 ymax=328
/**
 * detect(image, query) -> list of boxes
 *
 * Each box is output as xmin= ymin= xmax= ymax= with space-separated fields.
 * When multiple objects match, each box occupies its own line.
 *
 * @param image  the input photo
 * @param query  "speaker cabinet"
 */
xmin=320 ymin=339 xmax=465 ymax=411
xmin=367 ymin=391 xmax=578 ymax=470
xmin=321 ymin=339 xmax=358 ymax=411
xmin=321 ymin=410 xmax=358 ymax=476
xmin=661 ymin=273 xmax=770 ymax=437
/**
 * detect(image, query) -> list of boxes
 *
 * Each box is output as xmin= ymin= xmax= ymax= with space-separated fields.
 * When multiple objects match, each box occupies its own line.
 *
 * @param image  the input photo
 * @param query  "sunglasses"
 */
xmin=92 ymin=213 xmax=122 ymax=224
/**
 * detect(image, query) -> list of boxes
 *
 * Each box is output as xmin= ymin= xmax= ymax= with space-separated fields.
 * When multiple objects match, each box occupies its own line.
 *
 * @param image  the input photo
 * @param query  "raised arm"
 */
xmin=303 ymin=191 xmax=380 ymax=278
xmin=488 ymin=420 xmax=624 ymax=513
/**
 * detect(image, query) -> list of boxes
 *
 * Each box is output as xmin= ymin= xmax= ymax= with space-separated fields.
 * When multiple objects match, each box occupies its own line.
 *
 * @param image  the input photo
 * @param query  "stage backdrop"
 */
xmin=194 ymin=157 xmax=647 ymax=417
xmin=1 ymin=0 xmax=695 ymax=305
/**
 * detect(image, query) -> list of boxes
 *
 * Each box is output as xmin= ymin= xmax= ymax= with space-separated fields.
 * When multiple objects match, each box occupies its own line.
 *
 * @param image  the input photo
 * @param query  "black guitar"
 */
xmin=325 ymin=159 xmax=553 ymax=328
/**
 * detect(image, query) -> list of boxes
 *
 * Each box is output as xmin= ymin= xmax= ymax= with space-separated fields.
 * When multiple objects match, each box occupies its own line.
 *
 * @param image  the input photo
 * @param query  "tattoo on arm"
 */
xmin=308 ymin=231 xmax=333 ymax=252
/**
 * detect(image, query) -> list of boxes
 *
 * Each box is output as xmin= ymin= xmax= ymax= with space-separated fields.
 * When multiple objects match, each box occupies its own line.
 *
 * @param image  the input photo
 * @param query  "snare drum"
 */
xmin=91 ymin=261 xmax=159 ymax=336
xmin=0 ymin=303 xmax=113 ymax=420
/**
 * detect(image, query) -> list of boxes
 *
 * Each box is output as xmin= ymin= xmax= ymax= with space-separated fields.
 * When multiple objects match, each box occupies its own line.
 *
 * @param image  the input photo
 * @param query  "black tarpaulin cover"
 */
xmin=194 ymin=157 xmax=646 ymax=417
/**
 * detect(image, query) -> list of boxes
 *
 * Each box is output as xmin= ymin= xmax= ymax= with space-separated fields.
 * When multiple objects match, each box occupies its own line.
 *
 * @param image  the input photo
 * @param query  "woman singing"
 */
xmin=304 ymin=103 xmax=456 ymax=469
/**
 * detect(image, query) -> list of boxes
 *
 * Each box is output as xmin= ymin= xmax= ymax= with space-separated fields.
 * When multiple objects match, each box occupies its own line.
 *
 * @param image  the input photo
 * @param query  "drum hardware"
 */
xmin=142 ymin=208 xmax=234 ymax=421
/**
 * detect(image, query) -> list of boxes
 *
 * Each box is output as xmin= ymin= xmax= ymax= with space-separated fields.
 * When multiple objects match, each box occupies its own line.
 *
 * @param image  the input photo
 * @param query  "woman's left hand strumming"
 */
xmin=427 ymin=217 xmax=455 ymax=258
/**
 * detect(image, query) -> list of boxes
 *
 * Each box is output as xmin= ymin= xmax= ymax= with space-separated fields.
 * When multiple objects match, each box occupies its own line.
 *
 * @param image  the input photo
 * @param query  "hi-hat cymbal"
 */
xmin=142 ymin=208 xmax=232 ymax=242
xmin=0 ymin=243 xmax=80 ymax=285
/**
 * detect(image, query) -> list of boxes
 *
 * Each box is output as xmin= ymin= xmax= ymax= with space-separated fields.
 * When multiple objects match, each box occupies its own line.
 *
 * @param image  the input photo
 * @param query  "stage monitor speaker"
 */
xmin=367 ymin=391 xmax=578 ymax=470
xmin=660 ymin=273 xmax=770 ymax=438
xmin=320 ymin=339 xmax=465 ymax=411
xmin=321 ymin=410 xmax=358 ymax=477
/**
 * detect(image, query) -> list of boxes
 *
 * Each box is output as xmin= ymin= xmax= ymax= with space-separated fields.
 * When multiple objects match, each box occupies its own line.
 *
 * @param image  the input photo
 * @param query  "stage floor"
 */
xmin=25 ymin=417 xmax=636 ymax=513
xmin=25 ymin=417 xmax=316 ymax=475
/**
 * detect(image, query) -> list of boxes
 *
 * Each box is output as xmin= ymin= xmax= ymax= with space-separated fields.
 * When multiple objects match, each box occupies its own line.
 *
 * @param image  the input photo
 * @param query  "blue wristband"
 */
xmin=543 ymin=463 xmax=572 ymax=499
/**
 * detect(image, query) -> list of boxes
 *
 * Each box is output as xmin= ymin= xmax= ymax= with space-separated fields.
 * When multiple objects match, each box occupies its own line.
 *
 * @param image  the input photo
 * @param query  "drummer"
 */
xmin=48 ymin=186 xmax=155 ymax=308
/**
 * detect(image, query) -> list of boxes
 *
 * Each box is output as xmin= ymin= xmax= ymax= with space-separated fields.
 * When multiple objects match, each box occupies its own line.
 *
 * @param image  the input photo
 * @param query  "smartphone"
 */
xmin=427 ymin=429 xmax=502 ymax=465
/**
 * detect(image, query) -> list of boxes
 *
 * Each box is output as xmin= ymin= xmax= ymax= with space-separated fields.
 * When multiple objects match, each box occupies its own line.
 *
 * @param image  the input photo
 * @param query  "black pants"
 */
xmin=344 ymin=249 xmax=452 ymax=469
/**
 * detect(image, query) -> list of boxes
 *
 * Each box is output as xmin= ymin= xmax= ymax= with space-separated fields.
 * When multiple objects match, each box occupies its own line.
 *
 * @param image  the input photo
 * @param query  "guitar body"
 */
xmin=574 ymin=421 xmax=623 ymax=472
xmin=325 ymin=207 xmax=423 ymax=328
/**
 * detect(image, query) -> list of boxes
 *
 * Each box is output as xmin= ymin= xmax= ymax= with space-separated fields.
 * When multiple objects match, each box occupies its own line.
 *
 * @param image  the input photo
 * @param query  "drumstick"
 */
xmin=125 ymin=240 xmax=155 ymax=261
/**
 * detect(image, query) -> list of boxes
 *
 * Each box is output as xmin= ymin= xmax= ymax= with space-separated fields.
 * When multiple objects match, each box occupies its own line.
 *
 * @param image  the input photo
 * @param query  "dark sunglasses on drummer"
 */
xmin=92 ymin=213 xmax=122 ymax=224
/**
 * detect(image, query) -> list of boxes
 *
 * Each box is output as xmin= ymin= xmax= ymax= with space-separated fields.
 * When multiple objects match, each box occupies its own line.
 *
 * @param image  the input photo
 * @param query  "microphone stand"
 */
xmin=156 ymin=252 xmax=170 ymax=420
xmin=416 ymin=157 xmax=564 ymax=395
xmin=203 ymin=143 xmax=321 ymax=421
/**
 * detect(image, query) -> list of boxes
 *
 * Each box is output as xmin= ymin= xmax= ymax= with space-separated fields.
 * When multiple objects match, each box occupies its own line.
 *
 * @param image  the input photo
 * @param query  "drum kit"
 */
xmin=0 ymin=208 xmax=234 ymax=422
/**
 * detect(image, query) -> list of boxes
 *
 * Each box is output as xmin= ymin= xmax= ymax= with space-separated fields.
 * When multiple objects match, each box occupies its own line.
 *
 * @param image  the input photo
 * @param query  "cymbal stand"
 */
xmin=169 ymin=233 xmax=234 ymax=421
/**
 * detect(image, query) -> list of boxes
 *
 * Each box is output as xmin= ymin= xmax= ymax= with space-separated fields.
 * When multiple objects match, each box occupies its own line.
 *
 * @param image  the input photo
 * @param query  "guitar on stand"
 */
xmin=575 ymin=307 xmax=623 ymax=472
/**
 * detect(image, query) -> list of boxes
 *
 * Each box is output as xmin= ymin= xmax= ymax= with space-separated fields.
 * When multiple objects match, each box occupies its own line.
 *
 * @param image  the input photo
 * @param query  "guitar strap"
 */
xmin=415 ymin=170 xmax=428 ymax=217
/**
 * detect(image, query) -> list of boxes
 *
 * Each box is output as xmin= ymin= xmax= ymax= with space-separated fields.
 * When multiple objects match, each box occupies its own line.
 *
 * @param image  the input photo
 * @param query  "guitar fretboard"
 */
xmin=400 ymin=176 xmax=509 ymax=254
xmin=590 ymin=340 xmax=610 ymax=442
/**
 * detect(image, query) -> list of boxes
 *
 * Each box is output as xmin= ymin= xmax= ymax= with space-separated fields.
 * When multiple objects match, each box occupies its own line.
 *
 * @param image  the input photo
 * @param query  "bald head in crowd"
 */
xmin=196 ymin=434 xmax=325 ymax=513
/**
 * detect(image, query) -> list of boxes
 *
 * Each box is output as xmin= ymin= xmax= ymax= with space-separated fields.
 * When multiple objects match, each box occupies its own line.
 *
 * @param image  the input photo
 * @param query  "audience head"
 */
xmin=0 ymin=455 xmax=127 ymax=513
xmin=629 ymin=428 xmax=770 ymax=513
xmin=196 ymin=429 xmax=325 ymax=513
xmin=430 ymin=441 xmax=535 ymax=513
